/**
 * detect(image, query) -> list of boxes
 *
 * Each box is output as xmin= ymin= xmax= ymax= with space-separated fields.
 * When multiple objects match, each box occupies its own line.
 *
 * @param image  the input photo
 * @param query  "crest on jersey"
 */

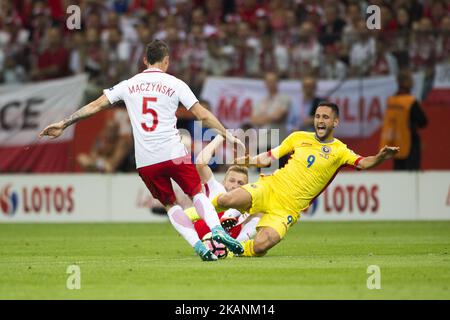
xmin=321 ymin=146 xmax=331 ymax=154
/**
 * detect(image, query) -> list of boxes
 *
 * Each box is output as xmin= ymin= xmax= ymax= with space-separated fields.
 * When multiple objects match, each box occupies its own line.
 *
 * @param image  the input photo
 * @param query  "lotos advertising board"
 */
xmin=0 ymin=172 xmax=448 ymax=222
xmin=0 ymin=175 xmax=108 ymax=222
xmin=300 ymin=172 xmax=418 ymax=220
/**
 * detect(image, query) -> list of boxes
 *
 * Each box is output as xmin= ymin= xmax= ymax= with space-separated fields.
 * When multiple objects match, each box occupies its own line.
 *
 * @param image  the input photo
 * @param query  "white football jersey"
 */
xmin=103 ymin=67 xmax=198 ymax=168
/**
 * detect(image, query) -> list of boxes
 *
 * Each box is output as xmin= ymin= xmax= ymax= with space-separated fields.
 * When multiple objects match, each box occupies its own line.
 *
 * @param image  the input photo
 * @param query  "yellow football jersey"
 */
xmin=267 ymin=131 xmax=362 ymax=216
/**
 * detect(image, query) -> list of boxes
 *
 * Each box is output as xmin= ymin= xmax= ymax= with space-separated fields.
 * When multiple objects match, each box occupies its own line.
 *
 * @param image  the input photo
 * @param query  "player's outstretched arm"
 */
xmin=39 ymin=94 xmax=111 ymax=139
xmin=190 ymin=102 xmax=246 ymax=152
xmin=234 ymin=151 xmax=273 ymax=168
xmin=357 ymin=146 xmax=399 ymax=170
xmin=195 ymin=135 xmax=224 ymax=183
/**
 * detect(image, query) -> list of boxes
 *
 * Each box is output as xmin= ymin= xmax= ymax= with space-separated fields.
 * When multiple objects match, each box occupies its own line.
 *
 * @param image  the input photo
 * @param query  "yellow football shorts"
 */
xmin=241 ymin=176 xmax=299 ymax=239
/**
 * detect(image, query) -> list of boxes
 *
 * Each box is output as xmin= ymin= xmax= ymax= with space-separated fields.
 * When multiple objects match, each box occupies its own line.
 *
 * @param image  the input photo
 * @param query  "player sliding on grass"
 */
xmin=184 ymin=135 xmax=261 ymax=242
xmin=212 ymin=102 xmax=400 ymax=257
xmin=39 ymin=39 xmax=245 ymax=261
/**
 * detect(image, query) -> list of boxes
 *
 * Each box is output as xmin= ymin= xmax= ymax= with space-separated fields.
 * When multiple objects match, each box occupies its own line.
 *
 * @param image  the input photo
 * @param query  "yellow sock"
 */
xmin=242 ymin=240 xmax=266 ymax=257
xmin=211 ymin=194 xmax=228 ymax=213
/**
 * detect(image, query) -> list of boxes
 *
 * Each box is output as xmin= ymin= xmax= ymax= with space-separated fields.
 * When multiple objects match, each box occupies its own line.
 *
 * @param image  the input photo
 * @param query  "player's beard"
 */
xmin=315 ymin=125 xmax=333 ymax=141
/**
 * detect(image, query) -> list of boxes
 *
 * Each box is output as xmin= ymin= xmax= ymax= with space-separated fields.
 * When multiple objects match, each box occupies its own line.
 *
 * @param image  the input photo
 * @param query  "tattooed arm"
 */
xmin=39 ymin=94 xmax=111 ymax=139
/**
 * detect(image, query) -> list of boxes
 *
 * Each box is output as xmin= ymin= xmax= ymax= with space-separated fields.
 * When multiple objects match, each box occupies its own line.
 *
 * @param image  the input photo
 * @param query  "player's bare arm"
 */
xmin=357 ymin=145 xmax=400 ymax=170
xmin=190 ymin=102 xmax=246 ymax=152
xmin=234 ymin=151 xmax=273 ymax=168
xmin=39 ymin=94 xmax=111 ymax=138
xmin=195 ymin=135 xmax=224 ymax=183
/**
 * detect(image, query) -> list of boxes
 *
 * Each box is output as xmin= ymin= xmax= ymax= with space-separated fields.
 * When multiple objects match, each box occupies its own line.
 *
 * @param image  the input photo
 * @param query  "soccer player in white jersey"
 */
xmin=39 ymin=39 xmax=245 ymax=261
xmin=186 ymin=135 xmax=261 ymax=242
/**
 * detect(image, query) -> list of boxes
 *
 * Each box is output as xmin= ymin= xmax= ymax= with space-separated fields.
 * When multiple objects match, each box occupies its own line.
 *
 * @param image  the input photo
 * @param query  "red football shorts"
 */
xmin=137 ymin=154 xmax=202 ymax=205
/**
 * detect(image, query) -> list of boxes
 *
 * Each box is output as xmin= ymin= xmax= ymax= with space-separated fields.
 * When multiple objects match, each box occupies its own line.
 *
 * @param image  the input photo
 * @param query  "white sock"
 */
xmin=192 ymin=193 xmax=221 ymax=229
xmin=236 ymin=216 xmax=260 ymax=242
xmin=167 ymin=205 xmax=200 ymax=247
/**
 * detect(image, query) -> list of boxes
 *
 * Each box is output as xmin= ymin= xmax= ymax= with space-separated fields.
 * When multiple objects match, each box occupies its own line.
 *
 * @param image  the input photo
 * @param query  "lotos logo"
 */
xmin=0 ymin=184 xmax=19 ymax=216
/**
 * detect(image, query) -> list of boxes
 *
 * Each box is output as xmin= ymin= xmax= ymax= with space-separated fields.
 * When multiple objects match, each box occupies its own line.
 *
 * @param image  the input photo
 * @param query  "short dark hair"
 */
xmin=316 ymin=101 xmax=339 ymax=117
xmin=145 ymin=39 xmax=169 ymax=64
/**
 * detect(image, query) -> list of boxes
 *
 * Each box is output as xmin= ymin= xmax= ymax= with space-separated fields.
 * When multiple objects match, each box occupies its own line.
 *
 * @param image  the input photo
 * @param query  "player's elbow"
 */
xmin=190 ymin=103 xmax=209 ymax=121
xmin=195 ymin=153 xmax=209 ymax=166
xmin=195 ymin=160 xmax=209 ymax=169
xmin=356 ymin=162 xmax=370 ymax=170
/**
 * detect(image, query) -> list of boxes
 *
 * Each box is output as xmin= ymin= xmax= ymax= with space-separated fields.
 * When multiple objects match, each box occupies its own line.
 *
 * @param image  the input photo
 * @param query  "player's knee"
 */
xmin=254 ymin=229 xmax=280 ymax=254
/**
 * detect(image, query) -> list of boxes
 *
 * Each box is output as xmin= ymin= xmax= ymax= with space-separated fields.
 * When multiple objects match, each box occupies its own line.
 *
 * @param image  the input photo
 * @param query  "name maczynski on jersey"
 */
xmin=128 ymin=82 xmax=175 ymax=97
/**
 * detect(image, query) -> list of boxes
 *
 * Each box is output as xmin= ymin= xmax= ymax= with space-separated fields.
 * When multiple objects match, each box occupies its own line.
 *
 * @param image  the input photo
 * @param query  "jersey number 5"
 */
xmin=141 ymin=97 xmax=158 ymax=132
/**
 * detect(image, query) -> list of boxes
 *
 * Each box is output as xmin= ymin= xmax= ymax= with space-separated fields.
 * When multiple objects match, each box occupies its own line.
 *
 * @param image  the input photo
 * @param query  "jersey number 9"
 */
xmin=141 ymin=97 xmax=158 ymax=132
xmin=307 ymin=155 xmax=315 ymax=168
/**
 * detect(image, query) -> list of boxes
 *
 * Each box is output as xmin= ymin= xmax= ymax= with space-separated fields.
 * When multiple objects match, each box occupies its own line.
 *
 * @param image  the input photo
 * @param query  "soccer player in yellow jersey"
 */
xmin=212 ymin=102 xmax=399 ymax=257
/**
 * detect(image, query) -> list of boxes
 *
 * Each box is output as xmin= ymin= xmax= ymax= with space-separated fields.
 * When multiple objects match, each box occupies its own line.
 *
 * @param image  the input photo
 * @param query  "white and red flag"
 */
xmin=0 ymin=75 xmax=87 ymax=172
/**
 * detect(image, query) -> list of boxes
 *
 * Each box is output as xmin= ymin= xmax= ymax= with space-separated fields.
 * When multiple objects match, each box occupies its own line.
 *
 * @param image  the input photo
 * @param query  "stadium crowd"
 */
xmin=1 ymin=0 xmax=449 ymax=88
xmin=0 ymin=0 xmax=447 ymax=172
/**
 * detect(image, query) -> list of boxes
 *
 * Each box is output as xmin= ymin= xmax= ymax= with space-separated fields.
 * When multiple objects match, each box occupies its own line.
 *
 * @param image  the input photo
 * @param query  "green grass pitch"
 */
xmin=0 ymin=221 xmax=449 ymax=299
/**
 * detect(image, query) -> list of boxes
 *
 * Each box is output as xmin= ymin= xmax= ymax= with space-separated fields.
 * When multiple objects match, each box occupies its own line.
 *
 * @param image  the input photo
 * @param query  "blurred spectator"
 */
xmin=319 ymin=44 xmax=347 ymax=80
xmin=380 ymin=70 xmax=428 ymax=170
xmin=237 ymin=0 xmax=263 ymax=27
xmin=112 ymin=107 xmax=135 ymax=172
xmin=0 ymin=17 xmax=29 ymax=62
xmin=392 ymin=0 xmax=423 ymax=22
xmin=82 ymin=29 xmax=105 ymax=101
xmin=436 ymin=16 xmax=450 ymax=63
xmin=267 ymin=1 xmax=288 ymax=31
xmin=318 ymin=3 xmax=346 ymax=46
xmin=0 ymin=55 xmax=26 ymax=84
xmin=77 ymin=120 xmax=120 ymax=173
xmin=205 ymin=0 xmax=224 ymax=27
xmin=182 ymin=24 xmax=208 ymax=94
xmin=28 ymin=0 xmax=52 ymax=55
xmin=69 ymin=31 xmax=86 ymax=75
xmin=409 ymin=17 xmax=436 ymax=71
xmin=31 ymin=27 xmax=70 ymax=81
xmin=258 ymin=34 xmax=289 ymax=78
xmin=0 ymin=0 xmax=445 ymax=96
xmin=191 ymin=6 xmax=218 ymax=37
xmin=380 ymin=4 xmax=397 ymax=34
xmin=130 ymin=22 xmax=153 ymax=75
xmin=228 ymin=22 xmax=260 ymax=77
xmin=254 ymin=9 xmax=273 ymax=38
xmin=165 ymin=26 xmax=188 ymax=76
xmin=102 ymin=28 xmax=131 ymax=86
xmin=286 ymin=76 xmax=323 ymax=134
xmin=77 ymin=109 xmax=133 ymax=173
xmin=290 ymin=21 xmax=321 ymax=78
xmin=349 ymin=20 xmax=376 ymax=77
xmin=203 ymin=35 xmax=231 ymax=76
xmin=370 ymin=41 xmax=398 ymax=76
xmin=422 ymin=0 xmax=449 ymax=28
xmin=277 ymin=10 xmax=299 ymax=47
xmin=251 ymin=72 xmax=291 ymax=150
xmin=392 ymin=6 xmax=412 ymax=69
xmin=342 ymin=2 xmax=362 ymax=48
